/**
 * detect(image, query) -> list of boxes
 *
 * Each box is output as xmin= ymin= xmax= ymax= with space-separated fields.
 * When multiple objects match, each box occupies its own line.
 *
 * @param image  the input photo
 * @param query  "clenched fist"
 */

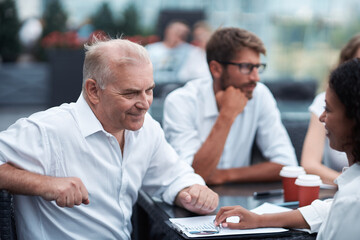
xmin=175 ymin=184 xmax=219 ymax=215
xmin=41 ymin=177 xmax=89 ymax=208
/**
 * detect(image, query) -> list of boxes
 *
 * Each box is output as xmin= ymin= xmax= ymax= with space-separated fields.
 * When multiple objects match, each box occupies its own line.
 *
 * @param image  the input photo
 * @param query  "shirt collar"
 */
xmin=334 ymin=163 xmax=360 ymax=187
xmin=74 ymin=93 xmax=105 ymax=137
xmin=203 ymin=80 xmax=219 ymax=118
xmin=74 ymin=93 xmax=144 ymax=138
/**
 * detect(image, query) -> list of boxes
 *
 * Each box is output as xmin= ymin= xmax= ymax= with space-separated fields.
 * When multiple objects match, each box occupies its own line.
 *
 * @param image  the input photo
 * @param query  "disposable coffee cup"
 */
xmin=295 ymin=174 xmax=322 ymax=207
xmin=279 ymin=166 xmax=306 ymax=202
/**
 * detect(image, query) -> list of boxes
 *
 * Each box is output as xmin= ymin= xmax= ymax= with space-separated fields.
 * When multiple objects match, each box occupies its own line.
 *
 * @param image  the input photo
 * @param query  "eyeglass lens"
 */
xmin=240 ymin=63 xmax=266 ymax=74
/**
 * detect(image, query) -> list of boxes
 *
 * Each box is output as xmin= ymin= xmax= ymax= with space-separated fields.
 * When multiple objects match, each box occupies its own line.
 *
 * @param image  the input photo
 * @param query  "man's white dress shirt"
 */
xmin=299 ymin=164 xmax=360 ymax=239
xmin=163 ymin=78 xmax=297 ymax=168
xmin=0 ymin=94 xmax=205 ymax=240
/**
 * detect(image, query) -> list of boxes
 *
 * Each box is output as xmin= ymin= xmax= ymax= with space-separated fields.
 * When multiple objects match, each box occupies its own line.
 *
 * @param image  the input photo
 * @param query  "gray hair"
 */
xmin=82 ymin=37 xmax=151 ymax=90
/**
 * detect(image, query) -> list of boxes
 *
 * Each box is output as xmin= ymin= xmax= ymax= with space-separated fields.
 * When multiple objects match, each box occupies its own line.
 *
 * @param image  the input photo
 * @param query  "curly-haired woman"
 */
xmin=215 ymin=58 xmax=360 ymax=239
xmin=301 ymin=34 xmax=360 ymax=185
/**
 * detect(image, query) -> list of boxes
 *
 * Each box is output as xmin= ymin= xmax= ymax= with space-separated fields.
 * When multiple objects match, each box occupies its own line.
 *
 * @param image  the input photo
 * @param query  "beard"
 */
xmin=220 ymin=72 xmax=257 ymax=99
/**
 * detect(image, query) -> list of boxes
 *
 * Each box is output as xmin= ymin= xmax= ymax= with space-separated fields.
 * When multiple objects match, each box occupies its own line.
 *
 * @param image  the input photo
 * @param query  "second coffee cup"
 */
xmin=279 ymin=166 xmax=306 ymax=202
xmin=295 ymin=174 xmax=322 ymax=207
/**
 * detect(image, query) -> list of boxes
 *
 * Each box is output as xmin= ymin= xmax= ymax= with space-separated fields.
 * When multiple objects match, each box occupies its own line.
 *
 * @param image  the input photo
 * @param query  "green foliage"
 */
xmin=91 ymin=2 xmax=151 ymax=38
xmin=274 ymin=17 xmax=337 ymax=50
xmin=91 ymin=2 xmax=118 ymax=37
xmin=0 ymin=0 xmax=21 ymax=62
xmin=329 ymin=20 xmax=360 ymax=49
xmin=42 ymin=0 xmax=68 ymax=37
xmin=119 ymin=3 xmax=139 ymax=36
xmin=274 ymin=19 xmax=308 ymax=46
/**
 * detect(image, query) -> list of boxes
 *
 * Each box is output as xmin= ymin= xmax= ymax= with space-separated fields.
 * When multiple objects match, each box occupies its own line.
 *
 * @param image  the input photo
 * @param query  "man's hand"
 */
xmin=175 ymin=184 xmax=218 ymax=215
xmin=41 ymin=177 xmax=90 ymax=208
xmin=215 ymin=205 xmax=260 ymax=229
xmin=0 ymin=163 xmax=89 ymax=208
xmin=215 ymin=86 xmax=248 ymax=121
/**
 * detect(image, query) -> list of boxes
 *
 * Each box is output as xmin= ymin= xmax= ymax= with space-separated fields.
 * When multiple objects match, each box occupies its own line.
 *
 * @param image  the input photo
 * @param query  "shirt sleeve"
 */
xmin=298 ymin=199 xmax=333 ymax=233
xmin=141 ymin=119 xmax=205 ymax=205
xmin=0 ymin=118 xmax=52 ymax=175
xmin=309 ymin=92 xmax=325 ymax=117
xmin=316 ymin=197 xmax=360 ymax=239
xmin=255 ymin=86 xmax=298 ymax=166
xmin=162 ymin=89 xmax=202 ymax=166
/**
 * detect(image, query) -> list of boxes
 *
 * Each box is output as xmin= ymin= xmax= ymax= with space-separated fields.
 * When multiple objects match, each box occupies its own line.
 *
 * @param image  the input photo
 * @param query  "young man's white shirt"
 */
xmin=163 ymin=78 xmax=298 ymax=168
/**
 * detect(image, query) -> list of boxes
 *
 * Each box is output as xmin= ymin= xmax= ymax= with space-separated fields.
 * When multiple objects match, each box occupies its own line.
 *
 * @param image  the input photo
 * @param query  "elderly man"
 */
xmin=163 ymin=27 xmax=297 ymax=185
xmin=0 ymin=38 xmax=218 ymax=239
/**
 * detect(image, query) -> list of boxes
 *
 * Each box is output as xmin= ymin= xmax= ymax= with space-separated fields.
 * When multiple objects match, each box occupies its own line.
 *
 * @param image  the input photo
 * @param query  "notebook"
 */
xmin=168 ymin=202 xmax=292 ymax=239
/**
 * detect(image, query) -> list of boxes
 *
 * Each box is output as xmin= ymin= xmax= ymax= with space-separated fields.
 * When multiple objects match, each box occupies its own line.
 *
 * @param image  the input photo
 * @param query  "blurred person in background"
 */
xmin=301 ymin=34 xmax=360 ymax=185
xmin=146 ymin=20 xmax=210 ymax=84
xmin=163 ymin=27 xmax=297 ymax=185
xmin=18 ymin=17 xmax=43 ymax=61
xmin=0 ymin=37 xmax=218 ymax=240
xmin=191 ymin=20 xmax=213 ymax=50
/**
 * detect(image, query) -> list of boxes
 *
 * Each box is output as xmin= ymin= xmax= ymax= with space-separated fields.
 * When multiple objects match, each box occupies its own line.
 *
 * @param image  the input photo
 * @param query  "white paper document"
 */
xmin=169 ymin=203 xmax=292 ymax=238
xmin=251 ymin=202 xmax=292 ymax=214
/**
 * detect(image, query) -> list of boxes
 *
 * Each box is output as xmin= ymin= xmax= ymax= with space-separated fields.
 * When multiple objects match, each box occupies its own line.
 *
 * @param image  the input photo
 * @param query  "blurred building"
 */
xmin=13 ymin=0 xmax=360 ymax=81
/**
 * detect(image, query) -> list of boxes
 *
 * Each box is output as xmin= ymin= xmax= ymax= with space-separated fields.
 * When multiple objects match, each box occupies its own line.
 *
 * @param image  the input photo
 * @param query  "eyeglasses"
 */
xmin=218 ymin=61 xmax=266 ymax=75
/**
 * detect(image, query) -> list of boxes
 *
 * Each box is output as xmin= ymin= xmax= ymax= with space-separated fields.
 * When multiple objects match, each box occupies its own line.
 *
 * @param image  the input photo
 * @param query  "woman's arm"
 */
xmin=301 ymin=113 xmax=340 ymax=185
xmin=215 ymin=205 xmax=310 ymax=230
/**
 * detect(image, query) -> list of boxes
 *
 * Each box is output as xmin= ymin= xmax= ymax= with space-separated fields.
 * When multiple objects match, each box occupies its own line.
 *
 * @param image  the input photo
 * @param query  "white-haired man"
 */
xmin=0 ymin=38 xmax=218 ymax=239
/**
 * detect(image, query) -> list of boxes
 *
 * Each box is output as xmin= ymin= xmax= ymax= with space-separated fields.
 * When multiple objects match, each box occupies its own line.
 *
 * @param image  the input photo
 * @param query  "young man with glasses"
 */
xmin=163 ymin=27 xmax=297 ymax=185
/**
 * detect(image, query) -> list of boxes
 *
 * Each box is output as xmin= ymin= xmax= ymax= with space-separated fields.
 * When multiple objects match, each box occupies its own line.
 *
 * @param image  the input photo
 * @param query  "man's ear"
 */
xmin=85 ymin=79 xmax=100 ymax=105
xmin=209 ymin=60 xmax=223 ymax=79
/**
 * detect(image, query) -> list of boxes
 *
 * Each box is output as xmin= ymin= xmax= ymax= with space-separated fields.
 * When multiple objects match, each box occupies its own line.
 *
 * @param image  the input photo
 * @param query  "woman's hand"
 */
xmin=214 ymin=205 xmax=261 ymax=229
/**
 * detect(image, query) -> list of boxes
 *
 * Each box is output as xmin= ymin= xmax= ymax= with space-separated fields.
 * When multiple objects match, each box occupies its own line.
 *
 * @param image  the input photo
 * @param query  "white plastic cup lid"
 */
xmin=295 ymin=174 xmax=322 ymax=187
xmin=279 ymin=166 xmax=306 ymax=178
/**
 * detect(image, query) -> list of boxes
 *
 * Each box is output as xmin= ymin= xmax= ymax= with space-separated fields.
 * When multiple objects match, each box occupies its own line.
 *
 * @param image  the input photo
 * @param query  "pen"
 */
xmin=276 ymin=201 xmax=299 ymax=207
xmin=213 ymin=218 xmax=221 ymax=232
xmin=189 ymin=230 xmax=219 ymax=235
xmin=253 ymin=189 xmax=284 ymax=197
xmin=188 ymin=219 xmax=220 ymax=235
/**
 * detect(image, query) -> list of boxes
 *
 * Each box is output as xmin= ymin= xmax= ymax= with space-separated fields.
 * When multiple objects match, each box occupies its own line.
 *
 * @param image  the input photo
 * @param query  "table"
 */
xmin=132 ymin=182 xmax=336 ymax=240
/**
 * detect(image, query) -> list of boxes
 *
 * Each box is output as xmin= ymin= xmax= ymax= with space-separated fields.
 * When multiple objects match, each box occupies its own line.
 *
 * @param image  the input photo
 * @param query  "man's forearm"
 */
xmin=0 ymin=163 xmax=47 ymax=196
xmin=226 ymin=162 xmax=283 ymax=183
xmin=192 ymin=113 xmax=235 ymax=181
xmin=0 ymin=162 xmax=90 ymax=207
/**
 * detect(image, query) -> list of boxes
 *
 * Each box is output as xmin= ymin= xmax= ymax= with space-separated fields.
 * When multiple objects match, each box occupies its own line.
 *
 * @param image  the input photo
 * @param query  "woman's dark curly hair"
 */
xmin=329 ymin=58 xmax=360 ymax=163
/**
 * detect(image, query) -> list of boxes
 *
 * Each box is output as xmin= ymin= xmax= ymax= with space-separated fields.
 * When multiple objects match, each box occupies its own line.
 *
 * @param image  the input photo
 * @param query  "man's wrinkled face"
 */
xmin=97 ymin=62 xmax=155 ymax=132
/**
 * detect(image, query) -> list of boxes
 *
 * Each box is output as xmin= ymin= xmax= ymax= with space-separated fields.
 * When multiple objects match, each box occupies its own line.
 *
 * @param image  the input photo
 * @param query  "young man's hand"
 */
xmin=216 ymin=86 xmax=248 ymax=121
